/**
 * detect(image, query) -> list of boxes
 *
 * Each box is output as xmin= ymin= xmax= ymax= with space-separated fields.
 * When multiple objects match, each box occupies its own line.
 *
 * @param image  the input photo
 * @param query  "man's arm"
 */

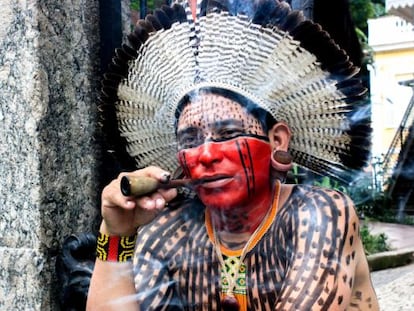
xmin=274 ymin=187 xmax=378 ymax=310
xmin=86 ymin=167 xmax=177 ymax=310
xmin=87 ymin=259 xmax=137 ymax=310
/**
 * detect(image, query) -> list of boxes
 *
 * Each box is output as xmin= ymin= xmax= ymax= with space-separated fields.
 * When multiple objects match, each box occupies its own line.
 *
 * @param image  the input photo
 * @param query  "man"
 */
xmin=87 ymin=1 xmax=378 ymax=310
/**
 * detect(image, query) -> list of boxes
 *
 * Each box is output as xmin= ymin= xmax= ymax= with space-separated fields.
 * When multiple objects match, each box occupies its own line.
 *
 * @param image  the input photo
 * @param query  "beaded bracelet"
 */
xmin=96 ymin=232 xmax=137 ymax=262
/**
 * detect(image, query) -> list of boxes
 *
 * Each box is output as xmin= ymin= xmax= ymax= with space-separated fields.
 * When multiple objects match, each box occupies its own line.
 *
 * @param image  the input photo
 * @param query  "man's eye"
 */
xmin=178 ymin=135 xmax=202 ymax=149
xmin=217 ymin=128 xmax=245 ymax=139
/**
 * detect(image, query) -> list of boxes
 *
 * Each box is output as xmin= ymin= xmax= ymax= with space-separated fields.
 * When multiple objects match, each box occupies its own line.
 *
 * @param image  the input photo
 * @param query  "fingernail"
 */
xmin=160 ymin=172 xmax=171 ymax=183
xmin=126 ymin=200 xmax=135 ymax=208
xmin=155 ymin=198 xmax=165 ymax=208
xmin=142 ymin=198 xmax=155 ymax=209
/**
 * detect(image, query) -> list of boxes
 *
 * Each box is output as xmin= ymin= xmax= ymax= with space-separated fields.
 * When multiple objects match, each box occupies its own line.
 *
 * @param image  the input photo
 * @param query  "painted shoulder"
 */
xmin=278 ymin=184 xmax=359 ymax=230
xmin=286 ymin=184 xmax=355 ymax=209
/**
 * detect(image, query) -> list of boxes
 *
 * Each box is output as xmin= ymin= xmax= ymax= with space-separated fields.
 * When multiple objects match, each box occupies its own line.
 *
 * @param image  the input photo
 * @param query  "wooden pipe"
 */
xmin=120 ymin=176 xmax=193 ymax=197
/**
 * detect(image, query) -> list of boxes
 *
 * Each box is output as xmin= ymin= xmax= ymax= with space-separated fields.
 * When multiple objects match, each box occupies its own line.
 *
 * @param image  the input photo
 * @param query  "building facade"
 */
xmin=368 ymin=12 xmax=414 ymax=187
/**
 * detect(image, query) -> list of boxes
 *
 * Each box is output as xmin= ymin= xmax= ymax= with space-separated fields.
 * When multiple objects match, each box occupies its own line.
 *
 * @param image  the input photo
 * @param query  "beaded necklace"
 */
xmin=205 ymin=181 xmax=281 ymax=311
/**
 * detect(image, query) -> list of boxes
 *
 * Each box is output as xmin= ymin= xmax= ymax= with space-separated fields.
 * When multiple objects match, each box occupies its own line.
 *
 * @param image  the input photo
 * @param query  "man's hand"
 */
xmin=100 ymin=166 xmax=178 ymax=236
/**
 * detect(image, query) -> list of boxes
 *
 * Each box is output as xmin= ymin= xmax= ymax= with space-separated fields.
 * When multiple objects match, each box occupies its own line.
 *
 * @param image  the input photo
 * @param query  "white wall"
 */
xmin=368 ymin=15 xmax=414 ymax=158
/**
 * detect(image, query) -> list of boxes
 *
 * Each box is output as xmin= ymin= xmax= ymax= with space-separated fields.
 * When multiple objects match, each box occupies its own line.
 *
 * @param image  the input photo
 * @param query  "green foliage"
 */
xmin=289 ymin=164 xmax=305 ymax=185
xmin=370 ymin=210 xmax=414 ymax=225
xmin=346 ymin=172 xmax=387 ymax=218
xmin=360 ymin=224 xmax=390 ymax=255
xmin=349 ymin=0 xmax=385 ymax=34
xmin=372 ymin=1 xmax=386 ymax=17
xmin=313 ymin=176 xmax=348 ymax=193
xmin=131 ymin=0 xmax=139 ymax=10
xmin=349 ymin=0 xmax=385 ymax=70
xmin=355 ymin=27 xmax=374 ymax=66
xmin=131 ymin=0 xmax=158 ymax=11
xmin=350 ymin=0 xmax=375 ymax=33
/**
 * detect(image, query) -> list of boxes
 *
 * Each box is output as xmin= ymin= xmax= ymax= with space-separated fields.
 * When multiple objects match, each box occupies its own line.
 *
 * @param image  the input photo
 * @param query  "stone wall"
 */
xmin=0 ymin=1 xmax=102 ymax=309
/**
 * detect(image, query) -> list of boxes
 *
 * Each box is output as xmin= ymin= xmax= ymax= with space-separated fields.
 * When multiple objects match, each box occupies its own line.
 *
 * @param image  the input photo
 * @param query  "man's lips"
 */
xmin=194 ymin=174 xmax=234 ymax=188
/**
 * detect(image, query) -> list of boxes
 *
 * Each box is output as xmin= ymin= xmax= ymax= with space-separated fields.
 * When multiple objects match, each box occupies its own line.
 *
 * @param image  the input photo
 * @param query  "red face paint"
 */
xmin=177 ymin=137 xmax=272 ymax=209
xmin=176 ymin=93 xmax=274 ymax=211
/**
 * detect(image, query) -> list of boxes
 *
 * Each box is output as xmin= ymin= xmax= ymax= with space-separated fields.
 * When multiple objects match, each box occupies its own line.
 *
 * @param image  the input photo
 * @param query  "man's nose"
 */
xmin=198 ymin=141 xmax=223 ymax=166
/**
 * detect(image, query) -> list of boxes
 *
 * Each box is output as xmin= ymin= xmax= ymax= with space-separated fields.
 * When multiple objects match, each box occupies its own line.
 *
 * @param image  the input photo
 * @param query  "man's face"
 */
xmin=176 ymin=93 xmax=272 ymax=209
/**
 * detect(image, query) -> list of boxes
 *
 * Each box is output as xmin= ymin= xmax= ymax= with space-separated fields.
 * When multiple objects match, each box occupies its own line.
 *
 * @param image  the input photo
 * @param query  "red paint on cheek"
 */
xmin=177 ymin=137 xmax=272 ymax=208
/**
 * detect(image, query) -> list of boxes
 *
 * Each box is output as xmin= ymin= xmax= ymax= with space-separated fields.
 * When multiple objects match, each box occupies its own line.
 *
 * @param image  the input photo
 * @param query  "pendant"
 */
xmin=221 ymin=294 xmax=240 ymax=311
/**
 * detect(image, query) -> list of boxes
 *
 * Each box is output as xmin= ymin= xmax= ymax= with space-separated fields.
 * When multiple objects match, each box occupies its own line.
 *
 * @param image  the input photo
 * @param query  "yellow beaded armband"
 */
xmin=96 ymin=232 xmax=137 ymax=262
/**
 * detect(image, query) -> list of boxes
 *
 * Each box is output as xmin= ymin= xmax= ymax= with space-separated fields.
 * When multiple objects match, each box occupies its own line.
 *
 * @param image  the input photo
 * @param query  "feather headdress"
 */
xmin=100 ymin=0 xmax=371 ymax=183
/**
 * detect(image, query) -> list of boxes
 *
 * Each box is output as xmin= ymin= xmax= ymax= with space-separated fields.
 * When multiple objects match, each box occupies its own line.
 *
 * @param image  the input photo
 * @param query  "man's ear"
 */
xmin=268 ymin=122 xmax=292 ymax=150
